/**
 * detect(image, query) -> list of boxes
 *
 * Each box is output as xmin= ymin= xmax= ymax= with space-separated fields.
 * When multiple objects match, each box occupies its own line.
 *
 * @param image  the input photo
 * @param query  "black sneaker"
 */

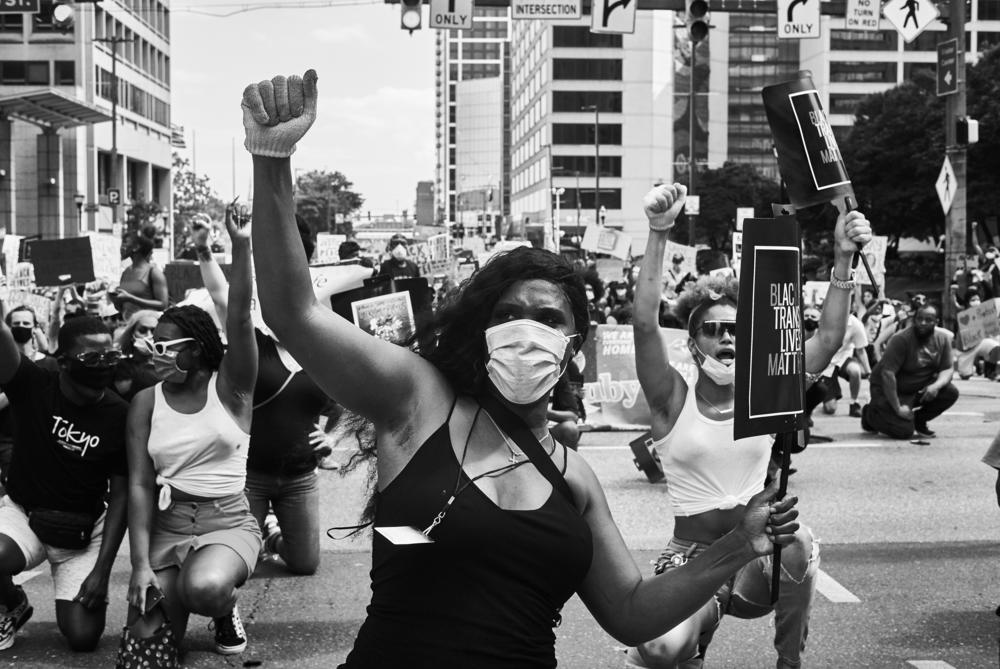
xmin=860 ymin=405 xmax=875 ymax=432
xmin=0 ymin=586 xmax=33 ymax=651
xmin=914 ymin=421 xmax=936 ymax=438
xmin=849 ymin=402 xmax=862 ymax=418
xmin=211 ymin=604 xmax=247 ymax=655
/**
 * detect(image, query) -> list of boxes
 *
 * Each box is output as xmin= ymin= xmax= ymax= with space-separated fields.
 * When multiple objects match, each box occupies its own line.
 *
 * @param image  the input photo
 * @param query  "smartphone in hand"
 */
xmin=144 ymin=585 xmax=164 ymax=614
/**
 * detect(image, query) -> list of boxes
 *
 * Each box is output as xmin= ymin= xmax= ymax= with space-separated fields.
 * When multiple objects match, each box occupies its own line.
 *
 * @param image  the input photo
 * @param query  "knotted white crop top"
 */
xmin=147 ymin=373 xmax=250 ymax=510
xmin=650 ymin=380 xmax=773 ymax=517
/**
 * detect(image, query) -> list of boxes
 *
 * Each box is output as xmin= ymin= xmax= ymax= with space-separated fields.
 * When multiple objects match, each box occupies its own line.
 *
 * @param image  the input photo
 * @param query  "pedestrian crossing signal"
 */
xmin=686 ymin=0 xmax=709 ymax=43
xmin=956 ymin=117 xmax=979 ymax=146
xmin=401 ymin=0 xmax=422 ymax=33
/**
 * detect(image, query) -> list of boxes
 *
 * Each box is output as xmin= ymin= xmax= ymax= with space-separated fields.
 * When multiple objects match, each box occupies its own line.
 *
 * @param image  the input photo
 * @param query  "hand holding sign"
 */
xmin=643 ymin=182 xmax=687 ymax=231
xmin=833 ymin=210 xmax=873 ymax=260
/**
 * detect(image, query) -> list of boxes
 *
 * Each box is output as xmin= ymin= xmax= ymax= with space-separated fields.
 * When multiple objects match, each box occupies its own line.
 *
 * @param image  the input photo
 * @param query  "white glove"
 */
xmin=643 ymin=182 xmax=687 ymax=232
xmin=241 ymin=69 xmax=318 ymax=157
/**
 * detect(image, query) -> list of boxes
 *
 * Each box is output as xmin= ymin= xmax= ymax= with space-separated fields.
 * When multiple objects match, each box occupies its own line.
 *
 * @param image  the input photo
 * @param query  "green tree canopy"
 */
xmin=172 ymin=152 xmax=224 ymax=257
xmin=687 ymin=162 xmax=781 ymax=249
xmin=295 ymin=170 xmax=364 ymax=235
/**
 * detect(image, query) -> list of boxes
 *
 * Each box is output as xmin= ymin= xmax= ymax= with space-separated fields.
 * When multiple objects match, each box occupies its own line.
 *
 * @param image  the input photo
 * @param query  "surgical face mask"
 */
xmin=151 ymin=351 xmax=188 ymax=383
xmin=485 ymin=319 xmax=573 ymax=405
xmin=10 ymin=326 xmax=32 ymax=345
xmin=692 ymin=343 xmax=736 ymax=386
xmin=133 ymin=334 xmax=154 ymax=355
xmin=391 ymin=245 xmax=407 ymax=260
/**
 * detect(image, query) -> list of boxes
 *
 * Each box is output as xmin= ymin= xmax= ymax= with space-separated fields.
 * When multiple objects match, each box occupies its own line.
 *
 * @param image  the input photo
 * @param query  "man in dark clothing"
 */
xmin=378 ymin=236 xmax=420 ymax=279
xmin=0 ymin=316 xmax=128 ymax=652
xmin=862 ymin=304 xmax=959 ymax=439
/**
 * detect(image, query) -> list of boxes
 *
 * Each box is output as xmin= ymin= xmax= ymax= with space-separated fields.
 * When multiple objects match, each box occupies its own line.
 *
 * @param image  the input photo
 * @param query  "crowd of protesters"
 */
xmin=0 ymin=66 xmax=992 ymax=669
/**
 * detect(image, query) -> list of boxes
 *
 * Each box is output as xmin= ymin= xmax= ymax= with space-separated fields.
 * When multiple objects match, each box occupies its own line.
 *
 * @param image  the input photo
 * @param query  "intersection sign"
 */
xmin=936 ymin=38 xmax=958 ymax=97
xmin=881 ymin=0 xmax=939 ymax=44
xmin=936 ymin=156 xmax=956 ymax=214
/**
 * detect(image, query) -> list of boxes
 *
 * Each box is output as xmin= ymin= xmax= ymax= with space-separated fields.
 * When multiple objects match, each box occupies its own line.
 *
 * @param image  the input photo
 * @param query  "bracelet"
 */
xmin=829 ymin=268 xmax=855 ymax=290
xmin=195 ymin=246 xmax=212 ymax=261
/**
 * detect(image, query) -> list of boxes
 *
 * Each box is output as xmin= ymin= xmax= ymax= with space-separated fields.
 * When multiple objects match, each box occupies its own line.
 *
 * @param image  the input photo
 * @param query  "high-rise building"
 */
xmin=415 ymin=180 xmax=434 ymax=226
xmin=0 ymin=1 xmax=171 ymax=240
xmin=434 ymin=8 xmax=511 ymax=231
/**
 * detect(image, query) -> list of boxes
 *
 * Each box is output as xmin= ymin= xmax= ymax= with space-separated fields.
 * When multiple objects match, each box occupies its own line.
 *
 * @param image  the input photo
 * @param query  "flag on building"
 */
xmin=170 ymin=123 xmax=186 ymax=148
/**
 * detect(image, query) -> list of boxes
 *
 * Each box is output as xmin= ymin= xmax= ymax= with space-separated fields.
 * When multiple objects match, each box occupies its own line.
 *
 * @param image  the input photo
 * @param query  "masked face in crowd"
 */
xmin=8 ymin=309 xmax=36 ymax=345
xmin=131 ymin=315 xmax=159 ymax=356
xmin=803 ymin=308 xmax=821 ymax=336
xmin=148 ymin=322 xmax=199 ymax=383
xmin=688 ymin=303 xmax=737 ymax=386
xmin=390 ymin=244 xmax=408 ymax=260
xmin=61 ymin=333 xmax=120 ymax=392
xmin=484 ymin=279 xmax=578 ymax=406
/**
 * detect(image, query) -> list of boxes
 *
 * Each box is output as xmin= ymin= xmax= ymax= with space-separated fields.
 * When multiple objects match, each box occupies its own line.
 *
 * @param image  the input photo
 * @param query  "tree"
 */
xmin=688 ymin=162 xmax=781 ymax=249
xmin=295 ymin=170 xmax=364 ymax=236
xmin=965 ymin=45 xmax=1000 ymax=231
xmin=125 ymin=199 xmax=164 ymax=246
xmin=172 ymin=152 xmax=225 ymax=257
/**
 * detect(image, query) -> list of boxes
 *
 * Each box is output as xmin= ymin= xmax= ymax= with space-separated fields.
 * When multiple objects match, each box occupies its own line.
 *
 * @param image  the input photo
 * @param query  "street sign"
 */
xmin=777 ymin=0 xmax=821 ymax=39
xmin=936 ymin=38 xmax=958 ymax=97
xmin=845 ymin=0 xmax=879 ymax=30
xmin=107 ymin=188 xmax=121 ymax=205
xmin=511 ymin=0 xmax=581 ymax=19
xmin=736 ymin=207 xmax=754 ymax=231
xmin=881 ymin=0 xmax=939 ymax=44
xmin=429 ymin=0 xmax=473 ymax=30
xmin=684 ymin=195 xmax=701 ymax=215
xmin=936 ymin=156 xmax=956 ymax=214
xmin=590 ymin=0 xmax=637 ymax=34
xmin=0 ymin=0 xmax=39 ymax=13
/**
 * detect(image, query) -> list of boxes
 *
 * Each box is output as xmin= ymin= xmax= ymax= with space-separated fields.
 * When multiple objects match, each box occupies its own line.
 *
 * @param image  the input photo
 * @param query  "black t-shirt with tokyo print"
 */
xmin=3 ymin=357 xmax=128 ymax=513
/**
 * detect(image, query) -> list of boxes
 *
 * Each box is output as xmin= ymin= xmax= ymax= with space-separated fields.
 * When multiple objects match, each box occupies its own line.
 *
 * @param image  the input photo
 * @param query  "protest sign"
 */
xmin=0 ymin=288 xmax=53 ymax=329
xmin=956 ymin=298 xmax=1000 ymax=351
xmin=351 ymin=292 xmax=416 ymax=345
xmin=802 ymin=280 xmax=830 ymax=307
xmin=581 ymin=225 xmax=631 ymax=260
xmin=313 ymin=233 xmax=347 ymax=265
xmin=663 ymin=241 xmax=698 ymax=278
xmin=27 ymin=237 xmax=94 ymax=286
xmin=1 ymin=235 xmax=23 ymax=278
xmin=856 ymin=234 xmax=887 ymax=288
xmin=735 ymin=215 xmax=805 ymax=439
xmin=595 ymin=257 xmax=626 ymax=284
xmin=9 ymin=263 xmax=34 ymax=289
xmin=427 ymin=233 xmax=450 ymax=261
xmin=88 ymin=233 xmax=122 ymax=281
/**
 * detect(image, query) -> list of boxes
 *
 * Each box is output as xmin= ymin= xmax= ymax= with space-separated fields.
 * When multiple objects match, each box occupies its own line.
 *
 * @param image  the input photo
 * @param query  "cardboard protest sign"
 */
xmin=0 ymin=288 xmax=53 ymax=329
xmin=581 ymin=324 xmax=695 ymax=428
xmin=581 ymin=225 xmax=631 ymax=260
xmin=856 ymin=235 xmax=887 ymax=288
xmin=956 ymin=298 xmax=1000 ymax=351
xmin=330 ymin=276 xmax=432 ymax=341
xmin=351 ymin=292 xmax=416 ymax=345
xmin=88 ymin=233 xmax=122 ymax=281
xmin=313 ymin=233 xmax=347 ymax=265
xmin=735 ymin=216 xmax=805 ymax=439
xmin=27 ymin=237 xmax=95 ymax=286
xmin=427 ymin=233 xmax=450 ymax=261
xmin=802 ymin=280 xmax=830 ymax=307
xmin=595 ymin=257 xmax=626 ymax=284
xmin=8 ymin=263 xmax=34 ymax=289
xmin=663 ymin=241 xmax=698 ymax=278
xmin=1 ymin=235 xmax=23 ymax=278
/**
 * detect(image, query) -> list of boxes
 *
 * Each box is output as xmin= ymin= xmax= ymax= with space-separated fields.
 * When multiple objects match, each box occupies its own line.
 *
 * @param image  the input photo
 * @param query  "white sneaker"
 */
xmin=0 ymin=586 xmax=33 ymax=651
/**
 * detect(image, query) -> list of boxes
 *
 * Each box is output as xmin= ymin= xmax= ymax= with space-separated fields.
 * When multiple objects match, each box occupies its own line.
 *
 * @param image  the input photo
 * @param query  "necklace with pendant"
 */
xmin=485 ymin=412 xmax=554 ymax=463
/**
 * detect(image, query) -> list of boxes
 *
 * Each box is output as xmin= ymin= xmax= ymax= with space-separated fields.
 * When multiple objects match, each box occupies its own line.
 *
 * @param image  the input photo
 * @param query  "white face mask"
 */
xmin=151 ymin=351 xmax=189 ymax=383
xmin=485 ymin=319 xmax=573 ymax=405
xmin=693 ymin=343 xmax=735 ymax=386
xmin=391 ymin=245 xmax=407 ymax=260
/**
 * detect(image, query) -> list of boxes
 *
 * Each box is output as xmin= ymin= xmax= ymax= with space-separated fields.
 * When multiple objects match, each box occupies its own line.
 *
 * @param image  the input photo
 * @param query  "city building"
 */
xmin=434 ymin=7 xmax=511 ymax=233
xmin=415 ymin=179 xmax=434 ymax=226
xmin=0 ymin=1 xmax=171 ymax=243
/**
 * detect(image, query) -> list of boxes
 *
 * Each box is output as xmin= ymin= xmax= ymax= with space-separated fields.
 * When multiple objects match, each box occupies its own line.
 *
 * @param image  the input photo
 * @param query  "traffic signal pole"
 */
xmin=943 ymin=0 xmax=967 ymax=325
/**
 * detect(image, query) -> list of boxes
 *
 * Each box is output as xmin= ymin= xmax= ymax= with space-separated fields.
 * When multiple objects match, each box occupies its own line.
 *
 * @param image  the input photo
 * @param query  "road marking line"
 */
xmin=815 ymin=569 xmax=860 ymax=603
xmin=13 ymin=569 xmax=44 ymax=586
xmin=941 ymin=411 xmax=983 ymax=417
xmin=906 ymin=662 xmax=957 ymax=668
xmin=578 ymin=442 xmax=894 ymax=451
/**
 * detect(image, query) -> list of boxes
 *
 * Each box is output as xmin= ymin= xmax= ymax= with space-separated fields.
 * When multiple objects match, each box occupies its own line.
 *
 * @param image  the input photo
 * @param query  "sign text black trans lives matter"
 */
xmin=735 ymin=216 xmax=805 ymax=440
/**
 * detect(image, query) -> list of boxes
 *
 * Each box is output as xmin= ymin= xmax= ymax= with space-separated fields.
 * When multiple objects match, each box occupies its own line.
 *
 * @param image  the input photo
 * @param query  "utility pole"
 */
xmin=94 ymin=35 xmax=134 ymax=229
xmin=943 ymin=0 xmax=967 ymax=325
xmin=688 ymin=39 xmax=698 ymax=244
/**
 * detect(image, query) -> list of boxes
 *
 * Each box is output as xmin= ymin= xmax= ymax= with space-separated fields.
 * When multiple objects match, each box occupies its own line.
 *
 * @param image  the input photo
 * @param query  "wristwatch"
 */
xmin=829 ymin=269 xmax=855 ymax=290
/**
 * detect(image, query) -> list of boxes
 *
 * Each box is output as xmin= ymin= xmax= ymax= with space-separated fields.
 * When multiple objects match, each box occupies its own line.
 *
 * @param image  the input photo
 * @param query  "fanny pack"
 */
xmin=28 ymin=508 xmax=98 ymax=550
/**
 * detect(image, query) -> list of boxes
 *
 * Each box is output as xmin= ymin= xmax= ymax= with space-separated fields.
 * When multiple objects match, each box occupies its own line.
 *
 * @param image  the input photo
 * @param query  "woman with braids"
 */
xmin=124 ymin=213 xmax=259 ymax=656
xmin=243 ymin=69 xmax=802 ymax=669
xmin=626 ymin=184 xmax=872 ymax=669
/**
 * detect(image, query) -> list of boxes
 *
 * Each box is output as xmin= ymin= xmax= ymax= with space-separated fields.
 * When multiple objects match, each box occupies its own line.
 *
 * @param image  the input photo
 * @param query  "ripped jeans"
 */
xmin=626 ymin=526 xmax=819 ymax=669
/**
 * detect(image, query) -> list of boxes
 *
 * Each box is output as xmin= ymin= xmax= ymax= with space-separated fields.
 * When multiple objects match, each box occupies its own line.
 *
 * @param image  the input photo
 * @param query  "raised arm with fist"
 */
xmin=643 ymin=182 xmax=688 ymax=232
xmin=242 ymin=69 xmax=318 ymax=157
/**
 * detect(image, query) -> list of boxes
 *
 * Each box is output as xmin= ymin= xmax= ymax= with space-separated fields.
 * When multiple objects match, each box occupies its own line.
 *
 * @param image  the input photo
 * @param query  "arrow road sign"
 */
xmin=777 ymin=0 xmax=820 ymax=39
xmin=936 ymin=38 xmax=958 ymax=97
xmin=591 ymin=0 xmax=637 ymax=34
xmin=936 ymin=156 xmax=956 ymax=214
xmin=881 ymin=0 xmax=939 ymax=44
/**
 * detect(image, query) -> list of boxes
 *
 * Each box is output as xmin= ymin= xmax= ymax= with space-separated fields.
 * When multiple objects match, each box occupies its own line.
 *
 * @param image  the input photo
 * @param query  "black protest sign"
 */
xmin=330 ymin=276 xmax=433 ymax=338
xmin=26 ymin=237 xmax=94 ymax=286
xmin=734 ymin=215 xmax=805 ymax=440
xmin=762 ymin=73 xmax=854 ymax=209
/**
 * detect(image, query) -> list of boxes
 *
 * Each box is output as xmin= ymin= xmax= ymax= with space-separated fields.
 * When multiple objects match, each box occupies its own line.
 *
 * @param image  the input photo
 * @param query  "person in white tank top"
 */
xmin=627 ymin=183 xmax=873 ymax=669
xmin=124 ymin=206 xmax=260 ymax=657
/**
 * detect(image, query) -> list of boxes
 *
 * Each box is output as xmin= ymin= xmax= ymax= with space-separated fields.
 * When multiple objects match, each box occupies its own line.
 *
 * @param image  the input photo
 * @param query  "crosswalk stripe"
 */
xmin=815 ymin=568 xmax=860 ymax=603
xmin=941 ymin=411 xmax=984 ymax=417
xmin=906 ymin=662 xmax=957 ymax=668
xmin=13 ymin=569 xmax=43 ymax=585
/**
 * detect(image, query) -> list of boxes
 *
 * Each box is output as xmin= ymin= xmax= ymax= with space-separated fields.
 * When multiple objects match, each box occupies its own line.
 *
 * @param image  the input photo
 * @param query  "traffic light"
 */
xmin=957 ymin=117 xmax=980 ymax=146
xmin=685 ymin=0 xmax=710 ymax=43
xmin=400 ymin=0 xmax=422 ymax=33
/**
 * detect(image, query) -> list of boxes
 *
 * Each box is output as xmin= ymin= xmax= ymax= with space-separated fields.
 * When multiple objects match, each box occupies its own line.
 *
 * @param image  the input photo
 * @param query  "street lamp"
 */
xmin=581 ymin=104 xmax=600 ymax=228
xmin=74 ymin=192 xmax=85 ymax=233
xmin=551 ymin=187 xmax=565 ymax=253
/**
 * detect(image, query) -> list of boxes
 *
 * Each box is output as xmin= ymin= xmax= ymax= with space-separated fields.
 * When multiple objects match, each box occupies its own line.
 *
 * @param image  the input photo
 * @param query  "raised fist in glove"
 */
xmin=642 ymin=182 xmax=687 ymax=231
xmin=242 ymin=69 xmax=318 ymax=157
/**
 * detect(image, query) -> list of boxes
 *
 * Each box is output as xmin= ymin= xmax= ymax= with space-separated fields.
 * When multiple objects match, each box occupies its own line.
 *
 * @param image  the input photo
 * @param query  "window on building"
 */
xmin=0 ymin=14 xmax=23 ymax=33
xmin=829 ymin=94 xmax=866 ymax=115
xmin=552 ymin=155 xmax=622 ymax=177
xmin=97 ymin=151 xmax=112 ymax=195
xmin=552 ymin=91 xmax=622 ymax=113
xmin=552 ymin=58 xmax=622 ymax=80
xmin=54 ymin=60 xmax=75 ymax=85
xmin=979 ymin=0 xmax=1000 ymax=20
xmin=979 ymin=31 xmax=1000 ymax=50
xmin=829 ymin=29 xmax=898 ymax=50
xmin=552 ymin=123 xmax=622 ymax=145
xmin=561 ymin=188 xmax=622 ymax=210
xmin=461 ymin=42 xmax=500 ymax=60
xmin=552 ymin=26 xmax=622 ymax=48
xmin=32 ymin=1 xmax=70 ymax=33
xmin=0 ymin=61 xmax=49 ymax=85
xmin=461 ymin=63 xmax=500 ymax=79
xmin=829 ymin=61 xmax=896 ymax=82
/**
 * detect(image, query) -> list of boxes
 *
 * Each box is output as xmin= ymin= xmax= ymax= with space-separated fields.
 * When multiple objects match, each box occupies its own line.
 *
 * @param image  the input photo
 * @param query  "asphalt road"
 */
xmin=4 ymin=376 xmax=1000 ymax=668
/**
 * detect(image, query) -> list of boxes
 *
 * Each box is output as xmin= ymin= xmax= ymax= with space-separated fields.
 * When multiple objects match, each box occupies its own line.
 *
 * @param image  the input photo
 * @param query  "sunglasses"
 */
xmin=139 ymin=337 xmax=195 ymax=357
xmin=74 ymin=349 xmax=127 ymax=368
xmin=698 ymin=320 xmax=736 ymax=338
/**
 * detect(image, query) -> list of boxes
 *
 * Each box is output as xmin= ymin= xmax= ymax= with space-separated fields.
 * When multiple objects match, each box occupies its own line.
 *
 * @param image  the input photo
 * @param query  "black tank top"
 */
xmin=340 ymin=403 xmax=593 ymax=669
